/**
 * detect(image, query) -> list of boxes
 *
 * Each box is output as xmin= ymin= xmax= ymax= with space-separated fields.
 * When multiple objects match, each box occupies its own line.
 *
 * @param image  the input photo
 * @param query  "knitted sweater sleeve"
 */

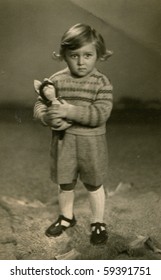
xmin=66 ymin=80 xmax=113 ymax=127
xmin=33 ymin=98 xmax=48 ymax=125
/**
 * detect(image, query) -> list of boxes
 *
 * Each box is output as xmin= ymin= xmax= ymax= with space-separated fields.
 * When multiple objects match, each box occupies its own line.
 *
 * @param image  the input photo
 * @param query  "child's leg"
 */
xmin=84 ymin=183 xmax=108 ymax=245
xmin=84 ymin=184 xmax=105 ymax=223
xmin=58 ymin=182 xmax=76 ymax=225
xmin=45 ymin=181 xmax=77 ymax=237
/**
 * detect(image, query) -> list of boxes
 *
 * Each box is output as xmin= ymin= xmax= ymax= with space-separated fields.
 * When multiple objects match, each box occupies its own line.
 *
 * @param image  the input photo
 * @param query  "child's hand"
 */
xmin=51 ymin=117 xmax=64 ymax=128
xmin=48 ymin=100 xmax=74 ymax=118
xmin=52 ymin=121 xmax=72 ymax=131
xmin=41 ymin=111 xmax=72 ymax=130
xmin=41 ymin=113 xmax=61 ymax=127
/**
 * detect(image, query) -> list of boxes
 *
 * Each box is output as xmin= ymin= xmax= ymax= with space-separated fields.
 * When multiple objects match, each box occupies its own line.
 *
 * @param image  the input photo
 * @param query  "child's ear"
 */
xmin=34 ymin=80 xmax=42 ymax=94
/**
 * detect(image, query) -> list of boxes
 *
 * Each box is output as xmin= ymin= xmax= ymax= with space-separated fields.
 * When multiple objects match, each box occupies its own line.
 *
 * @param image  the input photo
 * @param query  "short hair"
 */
xmin=52 ymin=23 xmax=113 ymax=61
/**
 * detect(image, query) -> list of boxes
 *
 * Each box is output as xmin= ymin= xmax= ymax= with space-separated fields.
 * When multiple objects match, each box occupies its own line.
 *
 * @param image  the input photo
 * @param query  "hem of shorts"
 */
xmin=50 ymin=177 xmax=77 ymax=185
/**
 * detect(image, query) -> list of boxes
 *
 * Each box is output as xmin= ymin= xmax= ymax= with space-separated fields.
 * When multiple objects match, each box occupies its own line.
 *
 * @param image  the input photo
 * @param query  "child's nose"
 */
xmin=77 ymin=56 xmax=84 ymax=65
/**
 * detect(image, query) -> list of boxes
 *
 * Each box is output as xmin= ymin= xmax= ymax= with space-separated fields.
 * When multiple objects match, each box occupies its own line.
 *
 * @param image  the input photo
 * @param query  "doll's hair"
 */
xmin=39 ymin=80 xmax=54 ymax=104
xmin=52 ymin=23 xmax=113 ymax=61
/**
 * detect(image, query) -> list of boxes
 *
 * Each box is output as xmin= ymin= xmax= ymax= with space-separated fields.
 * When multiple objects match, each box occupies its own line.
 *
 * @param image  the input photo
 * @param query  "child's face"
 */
xmin=65 ymin=43 xmax=97 ymax=78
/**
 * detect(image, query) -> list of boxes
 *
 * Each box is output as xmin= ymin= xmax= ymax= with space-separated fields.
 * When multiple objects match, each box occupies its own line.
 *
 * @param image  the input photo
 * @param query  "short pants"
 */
xmin=50 ymin=131 xmax=108 ymax=186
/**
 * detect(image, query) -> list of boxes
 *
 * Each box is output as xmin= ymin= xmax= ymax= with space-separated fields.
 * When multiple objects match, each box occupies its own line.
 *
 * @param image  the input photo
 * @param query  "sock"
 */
xmin=58 ymin=186 xmax=74 ymax=227
xmin=88 ymin=185 xmax=105 ymax=223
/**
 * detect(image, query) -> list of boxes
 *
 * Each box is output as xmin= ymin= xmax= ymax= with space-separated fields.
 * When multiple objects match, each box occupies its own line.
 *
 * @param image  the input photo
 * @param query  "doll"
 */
xmin=34 ymin=79 xmax=72 ymax=131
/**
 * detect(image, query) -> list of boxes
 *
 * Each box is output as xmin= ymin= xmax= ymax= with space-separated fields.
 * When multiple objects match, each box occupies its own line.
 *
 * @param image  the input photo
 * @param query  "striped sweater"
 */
xmin=34 ymin=67 xmax=113 ymax=135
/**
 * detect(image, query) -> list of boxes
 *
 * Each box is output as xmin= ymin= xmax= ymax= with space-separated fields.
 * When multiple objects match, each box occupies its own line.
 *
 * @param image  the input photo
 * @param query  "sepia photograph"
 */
xmin=0 ymin=0 xmax=161 ymax=264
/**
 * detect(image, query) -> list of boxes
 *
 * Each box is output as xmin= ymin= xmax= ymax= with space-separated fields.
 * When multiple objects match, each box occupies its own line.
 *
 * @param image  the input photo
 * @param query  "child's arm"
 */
xmin=33 ymin=98 xmax=60 ymax=127
xmin=33 ymin=99 xmax=48 ymax=125
xmin=49 ymin=80 xmax=113 ymax=127
xmin=33 ymin=98 xmax=72 ymax=129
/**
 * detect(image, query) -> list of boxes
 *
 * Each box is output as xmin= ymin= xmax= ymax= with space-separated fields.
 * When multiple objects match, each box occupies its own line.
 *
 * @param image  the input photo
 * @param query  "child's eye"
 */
xmin=84 ymin=53 xmax=92 ymax=58
xmin=70 ymin=54 xmax=78 ymax=59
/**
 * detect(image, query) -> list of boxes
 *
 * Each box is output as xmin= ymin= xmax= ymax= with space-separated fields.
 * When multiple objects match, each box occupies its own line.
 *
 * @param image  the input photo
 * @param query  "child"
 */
xmin=34 ymin=23 xmax=113 ymax=245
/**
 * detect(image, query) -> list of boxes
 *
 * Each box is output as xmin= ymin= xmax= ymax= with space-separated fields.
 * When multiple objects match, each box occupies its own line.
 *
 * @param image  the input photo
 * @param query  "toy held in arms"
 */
xmin=34 ymin=78 xmax=72 ymax=133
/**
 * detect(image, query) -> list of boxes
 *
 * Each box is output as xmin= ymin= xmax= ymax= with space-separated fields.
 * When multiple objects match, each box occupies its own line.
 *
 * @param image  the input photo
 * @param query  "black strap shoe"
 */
xmin=45 ymin=214 xmax=76 ymax=237
xmin=90 ymin=222 xmax=108 ymax=245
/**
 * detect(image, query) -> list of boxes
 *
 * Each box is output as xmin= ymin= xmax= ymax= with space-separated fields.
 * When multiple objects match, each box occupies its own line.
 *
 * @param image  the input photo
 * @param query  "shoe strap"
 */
xmin=59 ymin=214 xmax=74 ymax=223
xmin=91 ymin=222 xmax=106 ymax=231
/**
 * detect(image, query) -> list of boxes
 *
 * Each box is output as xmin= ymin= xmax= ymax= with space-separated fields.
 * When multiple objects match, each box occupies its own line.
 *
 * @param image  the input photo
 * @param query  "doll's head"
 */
xmin=34 ymin=79 xmax=56 ymax=103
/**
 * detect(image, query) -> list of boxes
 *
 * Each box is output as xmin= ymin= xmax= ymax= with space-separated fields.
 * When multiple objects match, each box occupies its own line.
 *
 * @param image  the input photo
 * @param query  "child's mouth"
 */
xmin=78 ymin=68 xmax=86 ymax=71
